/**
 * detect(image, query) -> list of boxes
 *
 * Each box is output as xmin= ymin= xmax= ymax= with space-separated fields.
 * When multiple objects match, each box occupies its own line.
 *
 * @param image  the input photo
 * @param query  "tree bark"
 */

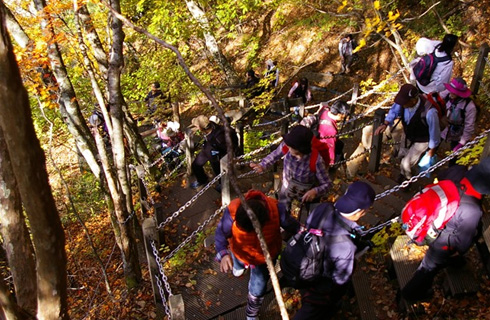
xmin=3 ymin=4 xmax=29 ymax=48
xmin=0 ymin=6 xmax=69 ymax=319
xmin=0 ymin=128 xmax=37 ymax=315
xmin=107 ymin=0 xmax=141 ymax=286
xmin=185 ymin=0 xmax=239 ymax=86
xmin=32 ymin=0 xmax=102 ymax=180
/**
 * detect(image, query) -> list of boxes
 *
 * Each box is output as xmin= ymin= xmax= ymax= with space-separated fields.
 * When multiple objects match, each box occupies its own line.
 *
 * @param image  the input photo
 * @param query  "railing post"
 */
xmin=348 ymin=83 xmax=359 ymax=132
xmin=142 ymin=218 xmax=163 ymax=308
xmin=153 ymin=203 xmax=166 ymax=245
xmin=220 ymin=154 xmax=231 ymax=206
xmin=470 ymin=43 xmax=490 ymax=95
xmin=169 ymin=295 xmax=185 ymax=320
xmin=368 ymin=109 xmax=386 ymax=173
xmin=135 ymin=165 xmax=149 ymax=217
xmin=184 ymin=130 xmax=194 ymax=185
xmin=481 ymin=132 xmax=490 ymax=159
xmin=236 ymin=121 xmax=245 ymax=156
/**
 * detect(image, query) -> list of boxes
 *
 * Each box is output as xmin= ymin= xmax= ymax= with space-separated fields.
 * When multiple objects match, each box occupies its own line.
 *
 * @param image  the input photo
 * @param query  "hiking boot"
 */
xmin=190 ymin=181 xmax=205 ymax=190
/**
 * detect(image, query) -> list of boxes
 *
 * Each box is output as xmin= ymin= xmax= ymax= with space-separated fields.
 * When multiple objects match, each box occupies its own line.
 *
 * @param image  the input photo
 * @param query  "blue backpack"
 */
xmin=413 ymin=51 xmax=451 ymax=86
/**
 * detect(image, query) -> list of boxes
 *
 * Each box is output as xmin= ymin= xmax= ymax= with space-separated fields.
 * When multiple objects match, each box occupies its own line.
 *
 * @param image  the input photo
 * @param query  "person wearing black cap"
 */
xmin=291 ymin=181 xmax=375 ymax=320
xmin=144 ymin=81 xmax=170 ymax=114
xmin=250 ymin=125 xmax=331 ymax=210
xmin=401 ymin=157 xmax=490 ymax=302
xmin=375 ymin=83 xmax=441 ymax=183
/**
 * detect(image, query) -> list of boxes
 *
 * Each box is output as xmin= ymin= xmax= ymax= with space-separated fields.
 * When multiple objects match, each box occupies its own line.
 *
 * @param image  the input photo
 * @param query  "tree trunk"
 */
xmin=107 ymin=0 xmax=141 ymax=286
xmin=0 ymin=128 xmax=37 ymax=315
xmin=32 ymin=0 xmax=102 ymax=180
xmin=185 ymin=0 xmax=239 ymax=86
xmin=0 ymin=7 xmax=68 ymax=319
xmin=3 ymin=4 xmax=29 ymax=48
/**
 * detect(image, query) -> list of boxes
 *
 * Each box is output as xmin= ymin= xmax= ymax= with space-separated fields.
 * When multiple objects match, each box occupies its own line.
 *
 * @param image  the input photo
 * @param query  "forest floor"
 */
xmin=51 ymin=1 xmax=490 ymax=319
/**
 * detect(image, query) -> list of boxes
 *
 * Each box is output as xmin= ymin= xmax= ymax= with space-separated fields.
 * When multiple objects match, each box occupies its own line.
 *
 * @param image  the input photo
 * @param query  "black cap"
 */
xmin=464 ymin=157 xmax=490 ymax=195
xmin=283 ymin=125 xmax=313 ymax=155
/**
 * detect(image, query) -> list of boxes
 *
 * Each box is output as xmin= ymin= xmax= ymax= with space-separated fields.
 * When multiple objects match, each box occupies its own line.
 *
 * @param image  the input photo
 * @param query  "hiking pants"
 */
xmin=398 ymin=138 xmax=428 ymax=179
xmin=191 ymin=145 xmax=221 ymax=184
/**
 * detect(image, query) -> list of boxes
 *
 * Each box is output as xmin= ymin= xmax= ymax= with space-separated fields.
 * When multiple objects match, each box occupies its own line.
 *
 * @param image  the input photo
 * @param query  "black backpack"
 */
xmin=413 ymin=50 xmax=451 ymax=86
xmin=280 ymin=204 xmax=350 ymax=288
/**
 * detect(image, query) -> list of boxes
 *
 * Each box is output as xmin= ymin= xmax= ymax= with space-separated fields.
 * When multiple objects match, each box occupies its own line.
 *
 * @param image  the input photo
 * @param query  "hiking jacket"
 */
xmin=384 ymin=98 xmax=441 ymax=149
xmin=300 ymin=109 xmax=338 ymax=165
xmin=439 ymin=90 xmax=478 ymax=145
xmin=338 ymin=38 xmax=354 ymax=58
xmin=308 ymin=203 xmax=358 ymax=286
xmin=260 ymin=142 xmax=331 ymax=197
xmin=288 ymin=82 xmax=312 ymax=103
xmin=416 ymin=49 xmax=454 ymax=94
xmin=214 ymin=190 xmax=299 ymax=265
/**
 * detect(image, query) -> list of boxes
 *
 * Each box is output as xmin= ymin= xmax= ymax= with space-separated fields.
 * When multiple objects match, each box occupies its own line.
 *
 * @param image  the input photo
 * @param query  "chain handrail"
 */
xmin=234 ymin=136 xmax=283 ymax=160
xmin=375 ymin=129 xmax=490 ymax=201
xmin=150 ymin=144 xmax=183 ymax=168
xmin=304 ymin=88 xmax=354 ymax=111
xmin=157 ymin=171 xmax=226 ymax=229
xmin=163 ymin=205 xmax=227 ymax=263
xmin=250 ymin=112 xmax=293 ymax=128
xmin=332 ymin=147 xmax=372 ymax=166
xmin=353 ymin=67 xmax=406 ymax=102
xmin=150 ymin=240 xmax=172 ymax=319
xmin=319 ymin=119 xmax=375 ymax=139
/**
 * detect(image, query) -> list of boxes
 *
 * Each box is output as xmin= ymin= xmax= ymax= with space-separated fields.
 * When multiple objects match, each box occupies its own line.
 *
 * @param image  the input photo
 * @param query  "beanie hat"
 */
xmin=464 ymin=157 xmax=490 ymax=195
xmin=394 ymin=84 xmax=419 ymax=106
xmin=283 ymin=125 xmax=313 ymax=154
xmin=335 ymin=181 xmax=376 ymax=216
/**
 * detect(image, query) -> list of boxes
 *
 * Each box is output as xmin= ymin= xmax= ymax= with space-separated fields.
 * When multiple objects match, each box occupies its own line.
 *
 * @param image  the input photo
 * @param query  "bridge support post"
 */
xmin=220 ymin=154 xmax=231 ymax=206
xmin=169 ymin=294 xmax=185 ymax=320
xmin=142 ymin=218 xmax=164 ymax=309
xmin=184 ymin=131 xmax=194 ymax=186
xmin=470 ymin=43 xmax=489 ymax=95
xmin=236 ymin=121 xmax=245 ymax=156
xmin=368 ymin=109 xmax=386 ymax=173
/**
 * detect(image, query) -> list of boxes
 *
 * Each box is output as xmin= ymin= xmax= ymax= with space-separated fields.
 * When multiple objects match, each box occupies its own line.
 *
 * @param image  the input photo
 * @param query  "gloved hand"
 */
xmin=452 ymin=143 xmax=463 ymax=152
xmin=211 ymin=150 xmax=220 ymax=156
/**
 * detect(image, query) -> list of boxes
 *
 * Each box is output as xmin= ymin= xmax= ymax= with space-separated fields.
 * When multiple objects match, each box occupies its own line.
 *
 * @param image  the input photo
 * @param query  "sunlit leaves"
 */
xmin=337 ymin=0 xmax=348 ymax=13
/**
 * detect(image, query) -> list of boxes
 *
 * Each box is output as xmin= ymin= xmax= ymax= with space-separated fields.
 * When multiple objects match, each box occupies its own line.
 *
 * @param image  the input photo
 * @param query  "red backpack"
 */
xmin=401 ymin=180 xmax=462 ymax=245
xmin=282 ymin=136 xmax=330 ymax=172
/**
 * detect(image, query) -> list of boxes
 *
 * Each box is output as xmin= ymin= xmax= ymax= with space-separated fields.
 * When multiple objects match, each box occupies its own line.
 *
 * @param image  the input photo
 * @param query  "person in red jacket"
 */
xmin=215 ymin=190 xmax=300 ymax=320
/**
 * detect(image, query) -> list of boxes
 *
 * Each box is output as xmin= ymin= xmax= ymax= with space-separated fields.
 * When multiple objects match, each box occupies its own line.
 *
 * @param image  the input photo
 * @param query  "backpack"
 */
xmin=280 ymin=204 xmax=349 ymax=288
xmin=400 ymin=180 xmax=462 ymax=245
xmin=282 ymin=136 xmax=330 ymax=171
xmin=413 ymin=51 xmax=451 ymax=86
xmin=425 ymin=92 xmax=448 ymax=131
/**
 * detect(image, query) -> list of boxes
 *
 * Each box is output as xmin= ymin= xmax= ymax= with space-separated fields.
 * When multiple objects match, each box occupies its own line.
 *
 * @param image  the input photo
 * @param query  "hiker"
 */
xmin=156 ymin=120 xmax=184 ymax=155
xmin=288 ymin=77 xmax=312 ymax=104
xmin=400 ymin=157 xmax=490 ymax=302
xmin=250 ymin=125 xmax=331 ymax=211
xmin=214 ymin=190 xmax=300 ymax=320
xmin=264 ymin=59 xmax=279 ymax=90
xmin=300 ymin=100 xmax=350 ymax=169
xmin=188 ymin=115 xmax=238 ymax=190
xmin=338 ymin=34 xmax=357 ymax=74
xmin=375 ymin=84 xmax=441 ymax=183
xmin=440 ymin=77 xmax=478 ymax=153
xmin=410 ymin=34 xmax=458 ymax=94
xmin=144 ymin=81 xmax=170 ymax=114
xmin=291 ymin=181 xmax=375 ymax=320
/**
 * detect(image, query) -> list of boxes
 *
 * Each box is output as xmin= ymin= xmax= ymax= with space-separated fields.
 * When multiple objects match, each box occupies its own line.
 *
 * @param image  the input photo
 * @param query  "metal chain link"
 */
xmin=160 ymin=159 xmax=186 ymax=181
xmin=354 ymin=67 xmax=406 ymax=101
xmin=305 ymin=88 xmax=354 ymax=111
xmin=234 ymin=136 xmax=283 ymax=160
xmin=150 ymin=144 xmax=183 ymax=168
xmin=157 ymin=171 xmax=226 ymax=229
xmin=121 ymin=210 xmax=135 ymax=225
xmin=250 ymin=112 xmax=293 ymax=128
xmin=163 ymin=205 xmax=227 ymax=263
xmin=150 ymin=240 xmax=172 ymax=319
xmin=320 ymin=119 xmax=375 ymax=139
xmin=383 ymin=140 xmax=401 ymax=146
xmin=237 ymin=167 xmax=273 ymax=179
xmin=375 ymin=129 xmax=490 ymax=200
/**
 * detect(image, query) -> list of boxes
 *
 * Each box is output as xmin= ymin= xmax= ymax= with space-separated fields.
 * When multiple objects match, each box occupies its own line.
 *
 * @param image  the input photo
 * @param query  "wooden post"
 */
xmin=348 ymin=83 xmax=359 ymax=132
xmin=142 ymin=218 xmax=163 ymax=308
xmin=153 ymin=203 xmax=166 ymax=245
xmin=172 ymin=100 xmax=181 ymax=125
xmin=220 ymin=155 xmax=231 ymax=205
xmin=184 ymin=130 xmax=194 ymax=183
xmin=134 ymin=165 xmax=148 ymax=217
xmin=481 ymin=132 xmax=490 ymax=159
xmin=470 ymin=43 xmax=490 ymax=95
xmin=169 ymin=295 xmax=185 ymax=320
xmin=236 ymin=121 xmax=245 ymax=156
xmin=368 ymin=109 xmax=386 ymax=173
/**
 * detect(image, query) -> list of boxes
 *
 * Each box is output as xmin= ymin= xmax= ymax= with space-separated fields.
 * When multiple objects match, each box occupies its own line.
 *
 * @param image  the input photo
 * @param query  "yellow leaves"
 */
xmin=373 ymin=1 xmax=380 ymax=10
xmin=337 ymin=0 xmax=348 ymax=12
xmin=388 ymin=10 xmax=401 ymax=21
xmin=353 ymin=38 xmax=366 ymax=53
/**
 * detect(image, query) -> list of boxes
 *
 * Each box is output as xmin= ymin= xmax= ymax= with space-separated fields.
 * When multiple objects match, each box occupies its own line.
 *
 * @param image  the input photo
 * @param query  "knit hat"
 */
xmin=464 ymin=157 xmax=490 ymax=195
xmin=283 ymin=125 xmax=313 ymax=155
xmin=444 ymin=77 xmax=472 ymax=98
xmin=188 ymin=115 xmax=210 ymax=132
xmin=394 ymin=84 xmax=419 ymax=106
xmin=335 ymin=181 xmax=375 ymax=216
